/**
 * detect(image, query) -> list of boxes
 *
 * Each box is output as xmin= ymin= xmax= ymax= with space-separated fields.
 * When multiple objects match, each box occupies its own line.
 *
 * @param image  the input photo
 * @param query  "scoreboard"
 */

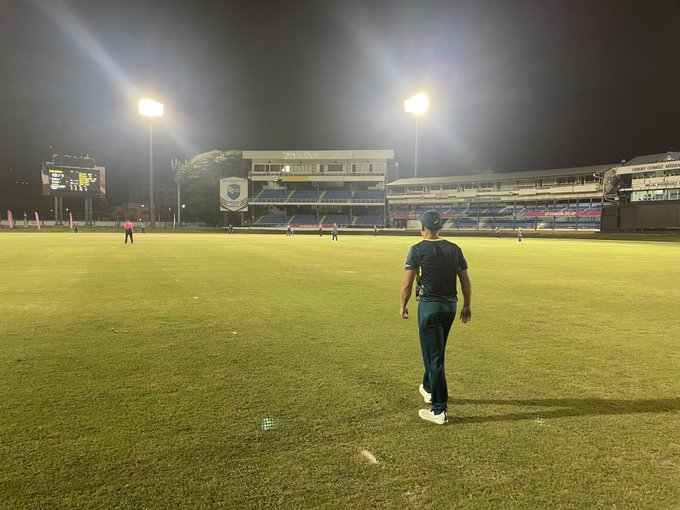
xmin=42 ymin=165 xmax=106 ymax=197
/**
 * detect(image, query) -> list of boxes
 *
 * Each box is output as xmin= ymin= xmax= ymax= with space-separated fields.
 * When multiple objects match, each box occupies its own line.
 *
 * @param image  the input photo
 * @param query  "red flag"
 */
xmin=7 ymin=210 xmax=14 ymax=229
xmin=35 ymin=211 xmax=41 ymax=230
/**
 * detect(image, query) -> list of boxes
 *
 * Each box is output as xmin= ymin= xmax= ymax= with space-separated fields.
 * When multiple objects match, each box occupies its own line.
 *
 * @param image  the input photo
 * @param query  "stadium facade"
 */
xmin=244 ymin=150 xmax=395 ymax=227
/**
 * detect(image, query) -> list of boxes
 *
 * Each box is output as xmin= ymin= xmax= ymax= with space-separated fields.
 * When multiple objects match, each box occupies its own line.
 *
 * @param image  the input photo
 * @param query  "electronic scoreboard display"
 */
xmin=42 ymin=166 xmax=105 ymax=197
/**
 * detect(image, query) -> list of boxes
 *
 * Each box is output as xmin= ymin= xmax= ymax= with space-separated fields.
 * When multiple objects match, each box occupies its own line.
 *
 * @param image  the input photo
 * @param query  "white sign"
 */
xmin=620 ymin=160 xmax=680 ymax=175
xmin=220 ymin=177 xmax=248 ymax=211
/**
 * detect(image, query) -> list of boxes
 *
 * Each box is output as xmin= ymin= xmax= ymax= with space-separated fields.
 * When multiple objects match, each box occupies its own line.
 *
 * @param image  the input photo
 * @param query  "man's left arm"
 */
xmin=458 ymin=269 xmax=472 ymax=323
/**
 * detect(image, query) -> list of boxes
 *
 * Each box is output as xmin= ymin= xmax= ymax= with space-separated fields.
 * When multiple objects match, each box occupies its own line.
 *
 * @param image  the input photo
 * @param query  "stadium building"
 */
xmin=614 ymin=152 xmax=680 ymax=203
xmin=386 ymin=164 xmax=614 ymax=231
xmin=244 ymin=150 xmax=395 ymax=227
xmin=600 ymin=152 xmax=680 ymax=231
xmin=232 ymin=150 xmax=680 ymax=232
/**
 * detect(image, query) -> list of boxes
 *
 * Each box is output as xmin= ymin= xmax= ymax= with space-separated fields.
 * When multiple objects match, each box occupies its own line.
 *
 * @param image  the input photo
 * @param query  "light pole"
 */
xmin=403 ymin=92 xmax=430 ymax=178
xmin=138 ymin=98 xmax=164 ymax=227
xmin=171 ymin=158 xmax=183 ymax=228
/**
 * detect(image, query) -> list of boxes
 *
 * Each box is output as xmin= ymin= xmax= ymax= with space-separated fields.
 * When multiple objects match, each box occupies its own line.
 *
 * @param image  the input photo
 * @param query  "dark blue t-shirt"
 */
xmin=405 ymin=239 xmax=468 ymax=303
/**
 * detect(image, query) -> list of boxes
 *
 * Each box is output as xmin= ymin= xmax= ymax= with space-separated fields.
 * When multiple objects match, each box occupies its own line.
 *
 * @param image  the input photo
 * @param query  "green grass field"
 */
xmin=1 ymin=232 xmax=679 ymax=509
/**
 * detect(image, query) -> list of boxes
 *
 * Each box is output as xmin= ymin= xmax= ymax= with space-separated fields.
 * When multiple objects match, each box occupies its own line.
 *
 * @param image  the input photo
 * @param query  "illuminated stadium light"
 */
xmin=404 ymin=92 xmax=430 ymax=178
xmin=138 ymin=98 xmax=164 ymax=118
xmin=403 ymin=92 xmax=429 ymax=116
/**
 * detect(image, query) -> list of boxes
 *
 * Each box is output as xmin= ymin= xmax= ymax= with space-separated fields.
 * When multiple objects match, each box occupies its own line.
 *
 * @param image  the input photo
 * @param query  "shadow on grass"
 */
xmin=449 ymin=397 xmax=680 ymax=425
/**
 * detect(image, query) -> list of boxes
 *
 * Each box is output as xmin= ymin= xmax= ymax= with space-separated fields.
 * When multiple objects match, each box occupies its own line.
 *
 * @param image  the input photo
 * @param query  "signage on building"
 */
xmin=220 ymin=177 xmax=248 ymax=211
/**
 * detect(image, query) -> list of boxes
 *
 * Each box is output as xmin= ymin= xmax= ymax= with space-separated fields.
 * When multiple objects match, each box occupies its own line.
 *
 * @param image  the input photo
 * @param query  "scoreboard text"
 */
xmin=47 ymin=168 xmax=101 ymax=195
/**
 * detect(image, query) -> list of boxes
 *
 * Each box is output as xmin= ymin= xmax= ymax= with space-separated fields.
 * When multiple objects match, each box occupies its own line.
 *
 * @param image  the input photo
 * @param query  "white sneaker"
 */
xmin=418 ymin=384 xmax=432 ymax=404
xmin=418 ymin=408 xmax=448 ymax=425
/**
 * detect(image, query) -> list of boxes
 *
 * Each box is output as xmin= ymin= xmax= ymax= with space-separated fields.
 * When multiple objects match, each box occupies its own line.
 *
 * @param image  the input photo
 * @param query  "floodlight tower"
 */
xmin=403 ymin=92 xmax=430 ymax=178
xmin=138 ymin=98 xmax=164 ymax=227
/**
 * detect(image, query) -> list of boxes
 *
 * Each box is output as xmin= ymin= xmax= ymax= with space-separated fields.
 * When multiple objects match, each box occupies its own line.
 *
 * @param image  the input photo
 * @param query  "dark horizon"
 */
xmin=2 ymin=0 xmax=680 ymax=208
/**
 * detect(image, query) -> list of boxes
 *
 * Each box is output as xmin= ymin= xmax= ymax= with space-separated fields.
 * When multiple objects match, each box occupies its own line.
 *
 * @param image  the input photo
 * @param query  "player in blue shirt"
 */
xmin=400 ymin=210 xmax=472 ymax=425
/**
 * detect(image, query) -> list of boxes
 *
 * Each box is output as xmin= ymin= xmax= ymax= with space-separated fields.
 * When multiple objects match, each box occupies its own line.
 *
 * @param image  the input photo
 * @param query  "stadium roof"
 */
xmin=243 ymin=150 xmax=395 ymax=161
xmin=387 ymin=164 xmax=615 ymax=187
xmin=621 ymin=151 xmax=680 ymax=167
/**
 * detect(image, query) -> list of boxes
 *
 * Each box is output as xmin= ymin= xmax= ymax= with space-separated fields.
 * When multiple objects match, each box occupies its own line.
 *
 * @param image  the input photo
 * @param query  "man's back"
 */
xmin=406 ymin=239 xmax=467 ymax=302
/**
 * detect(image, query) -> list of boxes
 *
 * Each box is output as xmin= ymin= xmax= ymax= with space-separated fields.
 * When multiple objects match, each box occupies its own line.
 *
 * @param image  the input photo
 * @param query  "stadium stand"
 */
xmin=322 ymin=214 xmax=351 ymax=226
xmin=245 ymin=150 xmax=394 ymax=227
xmin=353 ymin=214 xmax=384 ymax=226
xmin=321 ymin=190 xmax=351 ymax=201
xmin=387 ymin=163 xmax=612 ymax=230
xmin=255 ymin=189 xmax=287 ymax=201
xmin=288 ymin=190 xmax=318 ymax=202
xmin=257 ymin=214 xmax=287 ymax=225
xmin=353 ymin=190 xmax=385 ymax=201
xmin=289 ymin=214 xmax=318 ymax=226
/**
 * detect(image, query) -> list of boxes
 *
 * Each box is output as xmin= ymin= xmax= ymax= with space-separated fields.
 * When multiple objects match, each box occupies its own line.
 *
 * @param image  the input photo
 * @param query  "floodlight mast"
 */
xmin=138 ymin=98 xmax=164 ymax=227
xmin=403 ymin=92 xmax=429 ymax=178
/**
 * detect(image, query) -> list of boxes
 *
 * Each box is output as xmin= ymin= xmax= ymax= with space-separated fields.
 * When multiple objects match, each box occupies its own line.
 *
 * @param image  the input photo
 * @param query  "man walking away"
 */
xmin=400 ymin=210 xmax=472 ymax=425
xmin=124 ymin=220 xmax=134 ymax=244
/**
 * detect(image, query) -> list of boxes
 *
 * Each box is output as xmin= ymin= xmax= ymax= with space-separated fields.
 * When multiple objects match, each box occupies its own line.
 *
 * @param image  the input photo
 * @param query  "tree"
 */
xmin=175 ymin=150 xmax=243 ymax=226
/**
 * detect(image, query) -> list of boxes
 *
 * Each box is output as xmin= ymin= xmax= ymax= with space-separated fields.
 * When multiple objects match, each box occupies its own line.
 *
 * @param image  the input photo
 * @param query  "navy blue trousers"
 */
xmin=418 ymin=300 xmax=456 ymax=414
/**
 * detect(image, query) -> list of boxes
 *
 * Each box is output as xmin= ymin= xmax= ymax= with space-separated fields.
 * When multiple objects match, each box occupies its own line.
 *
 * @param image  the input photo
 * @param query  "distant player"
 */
xmin=400 ymin=210 xmax=472 ymax=425
xmin=286 ymin=224 xmax=294 ymax=237
xmin=318 ymin=222 xmax=323 ymax=236
xmin=124 ymin=220 xmax=134 ymax=244
xmin=495 ymin=226 xmax=502 ymax=239
xmin=331 ymin=223 xmax=338 ymax=241
xmin=373 ymin=225 xmax=378 ymax=236
xmin=518 ymin=227 xmax=522 ymax=243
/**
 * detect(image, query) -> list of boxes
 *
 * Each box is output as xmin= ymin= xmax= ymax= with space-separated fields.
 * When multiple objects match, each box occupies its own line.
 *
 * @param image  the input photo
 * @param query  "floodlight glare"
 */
xmin=138 ymin=98 xmax=164 ymax=118
xmin=403 ymin=92 xmax=430 ymax=178
xmin=403 ymin=92 xmax=429 ymax=116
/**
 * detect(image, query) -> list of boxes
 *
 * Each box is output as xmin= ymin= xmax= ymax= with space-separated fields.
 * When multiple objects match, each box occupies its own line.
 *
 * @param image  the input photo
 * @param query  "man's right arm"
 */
xmin=400 ymin=269 xmax=416 ymax=319
xmin=458 ymin=269 xmax=472 ymax=323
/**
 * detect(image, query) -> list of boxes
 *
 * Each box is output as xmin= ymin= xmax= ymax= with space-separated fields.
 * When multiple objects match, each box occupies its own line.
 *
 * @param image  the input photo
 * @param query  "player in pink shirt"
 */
xmin=124 ymin=220 xmax=134 ymax=244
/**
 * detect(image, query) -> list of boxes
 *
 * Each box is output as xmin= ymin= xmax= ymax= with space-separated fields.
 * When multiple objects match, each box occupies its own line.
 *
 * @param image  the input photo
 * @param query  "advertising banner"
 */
xmin=524 ymin=210 xmax=600 ymax=217
xmin=220 ymin=177 xmax=248 ymax=211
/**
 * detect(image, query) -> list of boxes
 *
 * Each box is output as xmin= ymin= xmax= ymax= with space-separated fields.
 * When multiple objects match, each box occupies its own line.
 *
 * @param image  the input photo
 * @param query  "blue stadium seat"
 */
xmin=257 ymin=189 xmax=286 ymax=201
xmin=353 ymin=215 xmax=384 ymax=226
xmin=323 ymin=214 xmax=351 ymax=226
xmin=290 ymin=214 xmax=318 ymax=226
xmin=322 ymin=190 xmax=351 ymax=201
xmin=257 ymin=214 xmax=287 ymax=225
xmin=288 ymin=190 xmax=317 ymax=202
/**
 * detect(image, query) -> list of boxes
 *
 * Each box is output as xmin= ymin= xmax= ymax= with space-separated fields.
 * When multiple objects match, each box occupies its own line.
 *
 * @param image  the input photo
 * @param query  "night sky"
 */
xmin=3 ymin=0 xmax=680 ymax=205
